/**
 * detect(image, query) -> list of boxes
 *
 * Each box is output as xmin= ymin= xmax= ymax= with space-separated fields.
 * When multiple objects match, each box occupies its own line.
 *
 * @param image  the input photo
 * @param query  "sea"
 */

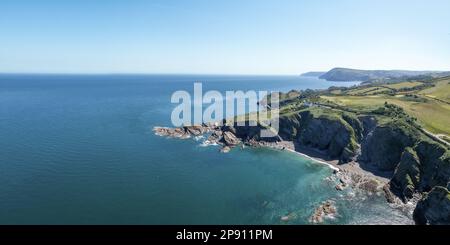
xmin=0 ymin=74 xmax=414 ymax=224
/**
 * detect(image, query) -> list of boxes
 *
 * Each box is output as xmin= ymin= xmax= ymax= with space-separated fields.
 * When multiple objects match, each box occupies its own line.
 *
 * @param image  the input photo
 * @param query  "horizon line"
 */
xmin=0 ymin=72 xmax=304 ymax=77
xmin=1 ymin=67 xmax=448 ymax=77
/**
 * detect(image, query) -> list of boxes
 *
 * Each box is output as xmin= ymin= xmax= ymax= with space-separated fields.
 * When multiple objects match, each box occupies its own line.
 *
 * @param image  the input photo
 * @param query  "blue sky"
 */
xmin=0 ymin=0 xmax=449 ymax=74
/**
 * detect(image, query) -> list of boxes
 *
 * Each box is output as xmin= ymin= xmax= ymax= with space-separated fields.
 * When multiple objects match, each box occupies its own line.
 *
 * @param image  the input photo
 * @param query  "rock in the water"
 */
xmin=184 ymin=125 xmax=205 ymax=136
xmin=206 ymin=130 xmax=223 ymax=144
xmin=154 ymin=127 xmax=187 ymax=138
xmin=222 ymin=131 xmax=241 ymax=146
xmin=383 ymin=183 xmax=397 ymax=204
xmin=154 ymin=125 xmax=214 ymax=139
xmin=310 ymin=200 xmax=337 ymax=224
xmin=280 ymin=212 xmax=297 ymax=222
xmin=220 ymin=146 xmax=231 ymax=153
xmin=358 ymin=178 xmax=381 ymax=194
xmin=335 ymin=183 xmax=345 ymax=191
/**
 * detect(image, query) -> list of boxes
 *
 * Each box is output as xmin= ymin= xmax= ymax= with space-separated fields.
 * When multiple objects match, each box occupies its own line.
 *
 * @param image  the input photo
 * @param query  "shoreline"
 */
xmin=153 ymin=125 xmax=391 ymax=184
xmin=255 ymin=140 xmax=341 ymax=172
xmin=256 ymin=140 xmax=391 ymax=184
xmin=285 ymin=148 xmax=340 ymax=172
xmin=153 ymin=125 xmax=414 ymax=223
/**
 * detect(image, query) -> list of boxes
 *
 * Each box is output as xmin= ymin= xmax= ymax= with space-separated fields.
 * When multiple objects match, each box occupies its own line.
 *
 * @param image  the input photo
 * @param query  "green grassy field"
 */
xmin=346 ymin=86 xmax=385 ymax=95
xmin=364 ymin=87 xmax=391 ymax=95
xmin=384 ymin=81 xmax=423 ymax=90
xmin=320 ymin=77 xmax=450 ymax=136
xmin=237 ymin=77 xmax=449 ymax=138
xmin=418 ymin=78 xmax=450 ymax=103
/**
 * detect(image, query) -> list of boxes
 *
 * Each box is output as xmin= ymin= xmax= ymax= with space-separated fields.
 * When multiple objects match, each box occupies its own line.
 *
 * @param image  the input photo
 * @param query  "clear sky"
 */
xmin=0 ymin=0 xmax=449 ymax=74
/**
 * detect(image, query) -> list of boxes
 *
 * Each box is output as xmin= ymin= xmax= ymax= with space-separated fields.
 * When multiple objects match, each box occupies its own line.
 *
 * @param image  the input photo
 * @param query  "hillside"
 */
xmin=319 ymin=68 xmax=446 ymax=82
xmin=260 ymin=75 xmax=450 ymax=224
xmin=320 ymin=76 xmax=450 ymax=138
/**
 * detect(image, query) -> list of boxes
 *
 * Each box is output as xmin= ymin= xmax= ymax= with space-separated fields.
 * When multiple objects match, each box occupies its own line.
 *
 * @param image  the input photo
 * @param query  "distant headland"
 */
xmin=302 ymin=68 xmax=450 ymax=83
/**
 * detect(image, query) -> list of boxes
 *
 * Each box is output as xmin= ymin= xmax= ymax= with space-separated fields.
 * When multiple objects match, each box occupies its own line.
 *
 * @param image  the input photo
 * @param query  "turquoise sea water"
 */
xmin=0 ymin=75 xmax=412 ymax=224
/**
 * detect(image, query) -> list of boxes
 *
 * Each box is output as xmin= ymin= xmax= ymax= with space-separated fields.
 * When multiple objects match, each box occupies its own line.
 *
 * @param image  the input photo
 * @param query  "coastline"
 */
xmin=154 ymin=125 xmax=395 ymax=192
xmin=286 ymin=148 xmax=340 ymax=172
xmin=153 ymin=125 xmax=391 ymax=185
xmin=260 ymin=141 xmax=415 ymax=216
xmin=250 ymin=140 xmax=340 ymax=172
xmin=154 ymin=125 xmax=415 ymax=224
xmin=253 ymin=140 xmax=391 ymax=184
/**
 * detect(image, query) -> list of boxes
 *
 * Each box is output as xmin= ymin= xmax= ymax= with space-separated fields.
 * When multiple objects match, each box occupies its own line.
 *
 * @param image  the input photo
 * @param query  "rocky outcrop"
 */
xmin=221 ymin=131 xmax=241 ymax=146
xmin=413 ymin=186 xmax=450 ymax=225
xmin=414 ymin=140 xmax=450 ymax=192
xmin=220 ymin=146 xmax=231 ymax=153
xmin=389 ymin=140 xmax=450 ymax=202
xmin=255 ymin=111 xmax=362 ymax=164
xmin=278 ymin=114 xmax=302 ymax=141
xmin=391 ymin=147 xmax=421 ymax=200
xmin=155 ymin=110 xmax=361 ymax=163
xmin=232 ymin=123 xmax=282 ymax=143
xmin=310 ymin=200 xmax=337 ymax=224
xmin=359 ymin=121 xmax=419 ymax=171
xmin=154 ymin=125 xmax=212 ymax=138
xmin=383 ymin=183 xmax=397 ymax=203
xmin=293 ymin=111 xmax=359 ymax=164
xmin=185 ymin=125 xmax=206 ymax=136
xmin=342 ymin=113 xmax=363 ymax=141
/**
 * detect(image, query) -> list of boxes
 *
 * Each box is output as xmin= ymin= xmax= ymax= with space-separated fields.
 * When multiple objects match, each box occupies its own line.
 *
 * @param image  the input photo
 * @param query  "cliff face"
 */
xmin=295 ymin=111 xmax=358 ymax=163
xmin=388 ymin=139 xmax=449 ymax=205
xmin=155 ymin=107 xmax=450 ymax=224
xmin=231 ymin=108 xmax=449 ymax=224
xmin=413 ymin=186 xmax=450 ymax=225
xmin=359 ymin=121 xmax=420 ymax=171
xmin=391 ymin=147 xmax=421 ymax=200
xmin=229 ymin=111 xmax=359 ymax=164
xmin=265 ymin=110 xmax=360 ymax=163
xmin=414 ymin=141 xmax=450 ymax=192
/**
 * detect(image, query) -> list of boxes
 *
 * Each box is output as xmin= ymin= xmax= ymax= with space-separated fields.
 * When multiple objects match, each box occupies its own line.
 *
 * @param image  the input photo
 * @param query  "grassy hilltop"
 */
xmin=274 ymin=76 xmax=449 ymax=141
xmin=321 ymin=76 xmax=450 ymax=137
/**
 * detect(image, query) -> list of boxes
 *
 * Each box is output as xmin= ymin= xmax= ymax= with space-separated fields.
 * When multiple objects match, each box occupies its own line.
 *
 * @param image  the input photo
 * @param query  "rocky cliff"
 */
xmin=413 ymin=186 xmax=450 ymax=225
xmin=244 ymin=108 xmax=449 ymax=224
xmin=154 ymin=107 xmax=449 ymax=224
xmin=359 ymin=121 xmax=420 ymax=171
xmin=293 ymin=111 xmax=359 ymax=163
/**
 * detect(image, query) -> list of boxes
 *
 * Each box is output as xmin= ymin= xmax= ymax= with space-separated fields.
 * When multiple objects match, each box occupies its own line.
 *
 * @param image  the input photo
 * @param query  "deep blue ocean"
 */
xmin=0 ymin=74 xmax=413 ymax=224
